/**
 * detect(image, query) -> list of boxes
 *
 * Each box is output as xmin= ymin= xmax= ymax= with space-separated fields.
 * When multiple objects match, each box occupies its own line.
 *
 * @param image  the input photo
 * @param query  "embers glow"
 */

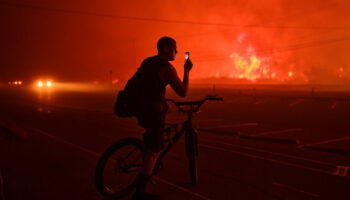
xmin=228 ymin=52 xmax=272 ymax=81
xmin=222 ymin=33 xmax=277 ymax=82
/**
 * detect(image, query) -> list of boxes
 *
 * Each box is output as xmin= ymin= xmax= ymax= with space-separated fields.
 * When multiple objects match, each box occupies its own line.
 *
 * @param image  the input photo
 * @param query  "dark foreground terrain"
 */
xmin=1 ymin=85 xmax=350 ymax=200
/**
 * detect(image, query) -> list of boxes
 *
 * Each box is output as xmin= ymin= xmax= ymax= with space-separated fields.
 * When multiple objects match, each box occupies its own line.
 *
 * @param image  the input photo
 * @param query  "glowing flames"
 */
xmin=200 ymin=32 xmax=348 ymax=83
xmin=228 ymin=52 xmax=272 ymax=81
xmin=210 ymin=33 xmax=313 ymax=82
xmin=212 ymin=33 xmax=276 ymax=82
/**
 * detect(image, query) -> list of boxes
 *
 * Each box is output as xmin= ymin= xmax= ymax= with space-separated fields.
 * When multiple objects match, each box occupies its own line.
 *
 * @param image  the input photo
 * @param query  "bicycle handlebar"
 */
xmin=165 ymin=95 xmax=223 ymax=114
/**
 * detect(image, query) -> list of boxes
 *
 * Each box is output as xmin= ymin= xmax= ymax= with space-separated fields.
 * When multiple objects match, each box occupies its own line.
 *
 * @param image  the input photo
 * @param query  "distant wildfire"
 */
xmin=195 ymin=33 xmax=318 ymax=83
xmin=228 ymin=52 xmax=274 ymax=81
xmin=223 ymin=33 xmax=283 ymax=82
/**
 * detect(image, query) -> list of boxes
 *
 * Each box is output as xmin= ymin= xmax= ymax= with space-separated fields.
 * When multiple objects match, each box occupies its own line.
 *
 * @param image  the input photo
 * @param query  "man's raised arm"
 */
xmin=163 ymin=60 xmax=193 ymax=98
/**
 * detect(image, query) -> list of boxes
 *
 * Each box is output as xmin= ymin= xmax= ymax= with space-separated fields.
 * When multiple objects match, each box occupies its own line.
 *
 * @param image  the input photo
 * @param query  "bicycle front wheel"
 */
xmin=189 ymin=155 xmax=198 ymax=185
xmin=95 ymin=137 xmax=145 ymax=199
xmin=185 ymin=130 xmax=198 ymax=185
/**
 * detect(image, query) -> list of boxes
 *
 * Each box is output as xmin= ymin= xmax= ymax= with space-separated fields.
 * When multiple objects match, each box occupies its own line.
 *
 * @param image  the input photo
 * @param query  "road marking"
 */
xmin=239 ymin=135 xmax=298 ymax=144
xmin=254 ymin=100 xmax=265 ymax=105
xmin=197 ymin=119 xmax=224 ymax=122
xmin=0 ymin=122 xmax=28 ymax=140
xmin=272 ymin=181 xmax=320 ymax=198
xmin=331 ymin=101 xmax=339 ymax=110
xmin=289 ymin=99 xmax=303 ymax=107
xmin=198 ymin=129 xmax=240 ymax=136
xmin=153 ymin=176 xmax=211 ymax=200
xmin=33 ymin=128 xmax=101 ymax=157
xmin=225 ymin=137 xmax=350 ymax=173
xmin=32 ymin=128 xmax=210 ymax=200
xmin=298 ymin=136 xmax=350 ymax=148
xmin=210 ymin=123 xmax=258 ymax=129
xmin=205 ymin=140 xmax=336 ymax=167
xmin=333 ymin=165 xmax=350 ymax=177
xmin=225 ymin=99 xmax=241 ymax=103
xmin=199 ymin=143 xmax=346 ymax=178
xmin=249 ymin=128 xmax=303 ymax=137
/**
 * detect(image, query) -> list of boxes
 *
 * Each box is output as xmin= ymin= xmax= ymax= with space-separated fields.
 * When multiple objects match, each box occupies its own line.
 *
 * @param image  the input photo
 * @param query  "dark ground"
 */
xmin=1 ymin=85 xmax=350 ymax=200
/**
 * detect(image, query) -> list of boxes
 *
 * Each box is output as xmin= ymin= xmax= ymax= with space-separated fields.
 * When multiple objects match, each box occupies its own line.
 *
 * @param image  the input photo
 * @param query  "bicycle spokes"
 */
xmin=115 ymin=149 xmax=143 ymax=173
xmin=101 ymin=145 xmax=143 ymax=195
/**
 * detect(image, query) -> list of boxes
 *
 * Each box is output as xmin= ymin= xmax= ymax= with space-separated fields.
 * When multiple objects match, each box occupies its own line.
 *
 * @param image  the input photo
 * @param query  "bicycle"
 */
xmin=94 ymin=95 xmax=223 ymax=199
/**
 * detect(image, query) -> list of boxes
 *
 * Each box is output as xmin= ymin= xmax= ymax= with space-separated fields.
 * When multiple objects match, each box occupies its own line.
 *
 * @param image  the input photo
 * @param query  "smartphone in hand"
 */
xmin=185 ymin=52 xmax=190 ymax=61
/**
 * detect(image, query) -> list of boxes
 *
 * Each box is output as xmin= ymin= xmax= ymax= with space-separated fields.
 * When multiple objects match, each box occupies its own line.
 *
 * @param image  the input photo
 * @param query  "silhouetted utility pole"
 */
xmin=109 ymin=69 xmax=113 ymax=85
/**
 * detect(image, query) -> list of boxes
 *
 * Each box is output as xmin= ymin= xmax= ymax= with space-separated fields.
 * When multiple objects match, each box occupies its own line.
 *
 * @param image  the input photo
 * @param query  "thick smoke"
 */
xmin=1 ymin=0 xmax=349 ymax=84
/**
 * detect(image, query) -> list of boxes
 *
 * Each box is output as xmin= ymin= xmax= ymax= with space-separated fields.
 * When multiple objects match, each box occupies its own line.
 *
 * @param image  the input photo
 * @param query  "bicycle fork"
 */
xmin=185 ymin=126 xmax=199 ymax=185
xmin=185 ymin=128 xmax=198 ymax=157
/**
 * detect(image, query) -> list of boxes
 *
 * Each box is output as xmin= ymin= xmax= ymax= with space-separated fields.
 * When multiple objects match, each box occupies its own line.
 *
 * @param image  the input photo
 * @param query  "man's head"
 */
xmin=157 ymin=36 xmax=177 ymax=61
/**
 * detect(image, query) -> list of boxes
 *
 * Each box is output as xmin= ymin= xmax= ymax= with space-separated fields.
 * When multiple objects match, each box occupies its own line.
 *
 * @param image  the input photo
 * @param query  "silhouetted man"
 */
xmin=131 ymin=36 xmax=192 ymax=200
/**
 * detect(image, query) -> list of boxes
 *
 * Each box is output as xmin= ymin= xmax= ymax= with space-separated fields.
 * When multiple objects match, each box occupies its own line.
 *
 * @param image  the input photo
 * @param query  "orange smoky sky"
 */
xmin=1 ymin=0 xmax=350 ymax=84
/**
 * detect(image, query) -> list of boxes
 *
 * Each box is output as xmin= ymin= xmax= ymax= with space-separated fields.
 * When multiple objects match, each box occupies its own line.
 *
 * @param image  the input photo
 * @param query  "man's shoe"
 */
xmin=132 ymin=191 xmax=160 ymax=200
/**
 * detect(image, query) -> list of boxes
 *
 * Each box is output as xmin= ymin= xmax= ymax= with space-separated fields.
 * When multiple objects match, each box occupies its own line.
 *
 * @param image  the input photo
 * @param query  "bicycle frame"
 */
xmin=152 ymin=96 xmax=222 ymax=177
xmin=153 ymin=111 xmax=197 ymax=174
xmin=95 ymin=96 xmax=222 ymax=198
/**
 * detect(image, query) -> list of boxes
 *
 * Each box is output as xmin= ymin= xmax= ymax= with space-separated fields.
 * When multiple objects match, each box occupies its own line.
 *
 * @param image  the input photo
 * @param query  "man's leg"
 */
xmin=133 ymin=149 xmax=160 ymax=195
xmin=133 ymin=109 xmax=165 ymax=199
xmin=140 ymin=116 xmax=164 ymax=176
xmin=133 ymin=130 xmax=163 ymax=199
xmin=142 ymin=149 xmax=160 ymax=175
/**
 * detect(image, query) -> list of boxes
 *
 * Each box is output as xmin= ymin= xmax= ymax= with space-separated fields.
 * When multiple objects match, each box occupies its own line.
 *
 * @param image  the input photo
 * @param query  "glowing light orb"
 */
xmin=289 ymin=72 xmax=293 ymax=77
xmin=112 ymin=79 xmax=119 ymax=84
xmin=38 ymin=81 xmax=43 ymax=87
xmin=46 ymin=81 xmax=52 ymax=87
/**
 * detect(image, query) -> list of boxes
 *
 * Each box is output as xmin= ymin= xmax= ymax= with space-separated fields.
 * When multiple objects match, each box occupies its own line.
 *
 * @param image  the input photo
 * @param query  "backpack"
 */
xmin=114 ymin=90 xmax=136 ymax=117
xmin=114 ymin=71 xmax=143 ymax=118
xmin=114 ymin=56 xmax=167 ymax=118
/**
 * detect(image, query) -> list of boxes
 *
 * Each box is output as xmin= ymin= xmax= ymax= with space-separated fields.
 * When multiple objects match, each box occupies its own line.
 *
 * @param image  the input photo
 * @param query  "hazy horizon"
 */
xmin=1 ymin=0 xmax=350 ymax=85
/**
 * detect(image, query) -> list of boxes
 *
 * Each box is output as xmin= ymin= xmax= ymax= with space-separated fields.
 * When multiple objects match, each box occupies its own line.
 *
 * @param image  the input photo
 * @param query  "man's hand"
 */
xmin=184 ymin=59 xmax=193 ymax=72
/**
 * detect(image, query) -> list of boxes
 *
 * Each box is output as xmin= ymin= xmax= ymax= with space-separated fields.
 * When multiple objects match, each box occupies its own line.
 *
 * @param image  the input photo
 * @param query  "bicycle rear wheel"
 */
xmin=95 ymin=137 xmax=145 ymax=199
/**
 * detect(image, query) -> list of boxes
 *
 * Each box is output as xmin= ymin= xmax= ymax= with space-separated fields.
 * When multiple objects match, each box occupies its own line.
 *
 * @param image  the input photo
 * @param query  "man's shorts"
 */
xmin=135 ymin=104 xmax=168 ymax=153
